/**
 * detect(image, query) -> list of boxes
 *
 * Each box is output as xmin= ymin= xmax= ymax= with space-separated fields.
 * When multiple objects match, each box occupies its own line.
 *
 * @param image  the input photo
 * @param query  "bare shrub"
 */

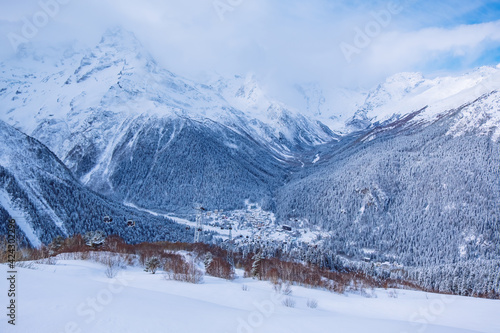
xmin=0 ymin=237 xmax=7 ymax=263
xmin=282 ymin=297 xmax=296 ymax=308
xmin=36 ymin=257 xmax=57 ymax=265
xmin=104 ymin=265 xmax=117 ymax=278
xmin=49 ymin=236 xmax=65 ymax=255
xmin=0 ymin=239 xmax=33 ymax=264
xmin=186 ymin=265 xmax=204 ymax=284
xmin=10 ymin=234 xmax=431 ymax=299
xmin=124 ymin=254 xmax=137 ymax=266
xmin=330 ymin=280 xmax=347 ymax=294
xmin=282 ymin=283 xmax=293 ymax=295
xmin=163 ymin=253 xmax=203 ymax=284
xmin=98 ymin=253 xmax=128 ymax=269
xmin=306 ymin=298 xmax=318 ymax=309
xmin=268 ymin=268 xmax=280 ymax=285
xmin=272 ymin=281 xmax=282 ymax=294
xmin=239 ymin=255 xmax=416 ymax=297
xmin=56 ymin=252 xmax=71 ymax=260
xmin=346 ymin=279 xmax=377 ymax=298
xmin=205 ymin=257 xmax=235 ymax=280
xmin=163 ymin=252 xmax=186 ymax=278
xmin=103 ymin=235 xmax=132 ymax=253
xmin=63 ymin=235 xmax=87 ymax=253
xmin=101 ymin=254 xmax=124 ymax=278
xmin=23 ymin=246 xmax=49 ymax=261
xmin=16 ymin=261 xmax=35 ymax=269
xmin=78 ymin=251 xmax=90 ymax=260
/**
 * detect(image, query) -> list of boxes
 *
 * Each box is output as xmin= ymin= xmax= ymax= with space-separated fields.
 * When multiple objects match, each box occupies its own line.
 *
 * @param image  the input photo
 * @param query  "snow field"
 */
xmin=1 ymin=257 xmax=499 ymax=333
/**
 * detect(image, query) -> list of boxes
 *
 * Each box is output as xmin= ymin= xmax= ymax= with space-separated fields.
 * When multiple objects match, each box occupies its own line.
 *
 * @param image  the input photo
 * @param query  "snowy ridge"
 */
xmin=291 ymin=65 xmax=500 ymax=135
xmin=446 ymin=91 xmax=500 ymax=140
xmin=351 ymin=65 xmax=500 ymax=133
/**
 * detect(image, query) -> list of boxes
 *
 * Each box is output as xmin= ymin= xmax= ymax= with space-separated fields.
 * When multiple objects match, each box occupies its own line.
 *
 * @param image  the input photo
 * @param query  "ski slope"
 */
xmin=1 ymin=259 xmax=499 ymax=333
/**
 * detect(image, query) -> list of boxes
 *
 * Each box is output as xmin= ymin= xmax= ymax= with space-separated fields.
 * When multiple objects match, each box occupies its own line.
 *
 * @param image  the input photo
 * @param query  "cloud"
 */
xmin=339 ymin=19 xmax=500 ymax=85
xmin=0 ymin=0 xmax=499 ymax=104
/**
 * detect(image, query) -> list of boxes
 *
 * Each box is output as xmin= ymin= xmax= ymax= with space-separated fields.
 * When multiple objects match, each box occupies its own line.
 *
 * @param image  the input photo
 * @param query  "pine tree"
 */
xmin=204 ymin=252 xmax=213 ymax=270
xmin=144 ymin=257 xmax=161 ymax=274
xmin=251 ymin=252 xmax=262 ymax=279
xmin=84 ymin=231 xmax=105 ymax=248
xmin=49 ymin=235 xmax=65 ymax=254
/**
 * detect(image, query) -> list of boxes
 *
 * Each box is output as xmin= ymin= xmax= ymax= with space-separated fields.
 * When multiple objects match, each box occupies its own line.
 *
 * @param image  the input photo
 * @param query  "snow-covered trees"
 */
xmin=273 ymin=119 xmax=500 ymax=295
xmin=204 ymin=252 xmax=213 ymax=269
xmin=49 ymin=235 xmax=65 ymax=254
xmin=144 ymin=257 xmax=161 ymax=274
xmin=251 ymin=252 xmax=262 ymax=279
xmin=84 ymin=231 xmax=106 ymax=248
xmin=102 ymin=119 xmax=286 ymax=214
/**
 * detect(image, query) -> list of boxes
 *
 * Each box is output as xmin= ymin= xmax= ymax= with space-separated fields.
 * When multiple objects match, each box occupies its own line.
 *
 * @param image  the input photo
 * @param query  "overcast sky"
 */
xmin=1 ymin=0 xmax=500 ymax=101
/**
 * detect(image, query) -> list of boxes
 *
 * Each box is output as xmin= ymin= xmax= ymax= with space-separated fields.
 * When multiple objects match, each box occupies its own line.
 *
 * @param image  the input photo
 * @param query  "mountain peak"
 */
xmin=97 ymin=26 xmax=144 ymax=53
xmin=384 ymin=72 xmax=425 ymax=89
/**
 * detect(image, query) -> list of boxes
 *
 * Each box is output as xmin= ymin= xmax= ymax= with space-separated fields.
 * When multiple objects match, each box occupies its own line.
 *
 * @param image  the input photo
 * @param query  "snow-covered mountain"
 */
xmin=208 ymin=73 xmax=336 ymax=144
xmin=0 ymin=28 xmax=340 ymax=212
xmin=0 ymin=119 xmax=73 ymax=246
xmin=294 ymin=82 xmax=367 ymax=131
xmin=2 ymin=28 xmax=499 ymax=162
xmin=291 ymin=65 xmax=500 ymax=135
xmin=0 ymin=120 xmax=190 ymax=246
xmin=0 ymin=27 xmax=499 ymax=275
xmin=347 ymin=67 xmax=500 ymax=132
xmin=0 ymin=28 xmax=335 ymax=158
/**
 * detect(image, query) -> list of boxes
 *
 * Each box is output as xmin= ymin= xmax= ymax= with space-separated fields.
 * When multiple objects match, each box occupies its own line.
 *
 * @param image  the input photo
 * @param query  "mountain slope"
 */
xmin=0 ymin=28 xmax=334 ymax=212
xmin=0 ymin=120 xmax=190 ymax=246
xmin=276 ymin=95 xmax=500 ymax=266
xmin=83 ymin=115 xmax=290 ymax=213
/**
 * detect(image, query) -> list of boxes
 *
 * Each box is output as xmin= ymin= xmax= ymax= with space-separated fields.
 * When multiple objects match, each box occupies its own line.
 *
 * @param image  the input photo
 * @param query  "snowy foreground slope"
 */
xmin=1 ymin=260 xmax=499 ymax=333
